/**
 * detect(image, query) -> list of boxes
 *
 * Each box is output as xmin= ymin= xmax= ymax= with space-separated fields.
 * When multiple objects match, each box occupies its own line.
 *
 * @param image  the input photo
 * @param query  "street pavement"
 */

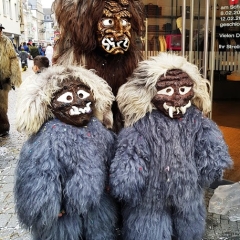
xmin=0 ymin=60 xmax=240 ymax=239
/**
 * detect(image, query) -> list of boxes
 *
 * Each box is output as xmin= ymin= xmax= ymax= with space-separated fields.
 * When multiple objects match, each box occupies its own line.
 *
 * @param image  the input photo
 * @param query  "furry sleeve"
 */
xmin=194 ymin=117 xmax=233 ymax=187
xmin=8 ymin=38 xmax=22 ymax=87
xmin=110 ymin=127 xmax=150 ymax=205
xmin=14 ymin=131 xmax=62 ymax=229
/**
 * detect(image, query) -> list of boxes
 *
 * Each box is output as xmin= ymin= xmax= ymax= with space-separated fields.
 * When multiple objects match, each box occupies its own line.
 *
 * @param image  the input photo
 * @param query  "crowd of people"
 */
xmin=17 ymin=41 xmax=53 ymax=70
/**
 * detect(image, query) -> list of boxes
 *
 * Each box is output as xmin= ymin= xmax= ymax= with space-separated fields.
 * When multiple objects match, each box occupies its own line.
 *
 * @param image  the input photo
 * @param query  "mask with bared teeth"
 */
xmin=97 ymin=0 xmax=132 ymax=54
xmin=152 ymin=69 xmax=194 ymax=119
xmin=51 ymin=77 xmax=95 ymax=127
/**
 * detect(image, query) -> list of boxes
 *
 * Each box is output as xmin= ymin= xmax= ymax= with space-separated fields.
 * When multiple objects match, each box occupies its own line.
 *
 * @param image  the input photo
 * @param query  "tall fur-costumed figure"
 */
xmin=110 ymin=53 xmax=233 ymax=240
xmin=0 ymin=25 xmax=22 ymax=136
xmin=52 ymin=0 xmax=145 ymax=132
xmin=14 ymin=65 xmax=117 ymax=240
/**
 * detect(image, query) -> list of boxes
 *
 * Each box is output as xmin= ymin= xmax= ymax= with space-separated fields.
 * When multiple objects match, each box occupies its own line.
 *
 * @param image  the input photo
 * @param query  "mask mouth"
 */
xmin=163 ymin=101 xmax=191 ymax=118
xmin=101 ymin=37 xmax=130 ymax=53
xmin=69 ymin=102 xmax=92 ymax=116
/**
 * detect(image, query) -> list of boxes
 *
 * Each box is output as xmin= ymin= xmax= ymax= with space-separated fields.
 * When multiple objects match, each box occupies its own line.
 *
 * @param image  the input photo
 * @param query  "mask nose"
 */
xmin=113 ymin=18 xmax=124 ymax=38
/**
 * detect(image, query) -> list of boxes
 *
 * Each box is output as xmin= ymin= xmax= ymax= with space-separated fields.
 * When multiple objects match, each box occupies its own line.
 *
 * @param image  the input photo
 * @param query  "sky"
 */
xmin=41 ymin=0 xmax=54 ymax=8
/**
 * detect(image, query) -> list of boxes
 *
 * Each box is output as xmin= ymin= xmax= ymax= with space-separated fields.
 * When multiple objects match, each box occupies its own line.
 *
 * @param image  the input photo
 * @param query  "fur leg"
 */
xmin=122 ymin=205 xmax=172 ymax=240
xmin=83 ymin=193 xmax=118 ymax=240
xmin=0 ymin=89 xmax=10 ymax=134
xmin=172 ymin=197 xmax=206 ymax=240
xmin=31 ymin=213 xmax=83 ymax=240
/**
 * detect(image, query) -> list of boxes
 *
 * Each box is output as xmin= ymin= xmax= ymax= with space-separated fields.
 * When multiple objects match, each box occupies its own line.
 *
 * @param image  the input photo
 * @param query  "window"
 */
xmin=9 ymin=0 xmax=12 ymax=19
xmin=6 ymin=0 xmax=9 ymax=15
xmin=3 ymin=0 xmax=7 ymax=16
xmin=14 ymin=3 xmax=18 ymax=21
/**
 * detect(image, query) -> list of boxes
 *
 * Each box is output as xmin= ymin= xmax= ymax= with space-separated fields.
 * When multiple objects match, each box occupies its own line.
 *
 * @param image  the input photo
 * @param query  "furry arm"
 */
xmin=10 ymin=53 xmax=22 ymax=87
xmin=0 ymin=35 xmax=21 ymax=87
xmin=14 ymin=133 xmax=62 ymax=229
xmin=194 ymin=118 xmax=233 ymax=187
xmin=8 ymin=38 xmax=22 ymax=87
xmin=110 ymin=127 xmax=150 ymax=205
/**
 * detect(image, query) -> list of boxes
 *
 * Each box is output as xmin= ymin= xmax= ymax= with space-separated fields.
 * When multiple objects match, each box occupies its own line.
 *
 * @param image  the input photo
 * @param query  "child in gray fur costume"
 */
xmin=14 ymin=65 xmax=117 ymax=240
xmin=110 ymin=53 xmax=233 ymax=240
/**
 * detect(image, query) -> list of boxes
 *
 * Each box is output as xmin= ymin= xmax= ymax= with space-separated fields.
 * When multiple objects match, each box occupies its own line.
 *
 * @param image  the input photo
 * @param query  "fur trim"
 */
xmin=0 ymin=34 xmax=22 ymax=87
xmin=16 ymin=65 xmax=115 ymax=134
xmin=117 ymin=52 xmax=211 ymax=127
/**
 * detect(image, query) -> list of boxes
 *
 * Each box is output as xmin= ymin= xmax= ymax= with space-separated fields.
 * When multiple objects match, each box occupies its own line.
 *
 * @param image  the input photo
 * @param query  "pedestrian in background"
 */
xmin=10 ymin=37 xmax=19 ymax=55
xmin=18 ymin=47 xmax=29 ymax=71
xmin=32 ymin=55 xmax=49 ymax=74
xmin=18 ymin=56 xmax=50 ymax=98
xmin=0 ymin=23 xmax=22 ymax=137
xmin=27 ymin=43 xmax=33 ymax=59
xmin=42 ymin=45 xmax=46 ymax=55
xmin=38 ymin=44 xmax=45 ymax=56
xmin=18 ymin=42 xmax=23 ymax=52
xmin=29 ymin=43 xmax=40 ymax=59
xmin=45 ymin=43 xmax=53 ymax=66
xmin=22 ymin=42 xmax=29 ymax=53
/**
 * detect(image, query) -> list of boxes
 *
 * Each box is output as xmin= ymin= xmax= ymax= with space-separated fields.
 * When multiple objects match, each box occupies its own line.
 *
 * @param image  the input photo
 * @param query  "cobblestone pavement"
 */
xmin=0 ymin=60 xmax=240 ymax=239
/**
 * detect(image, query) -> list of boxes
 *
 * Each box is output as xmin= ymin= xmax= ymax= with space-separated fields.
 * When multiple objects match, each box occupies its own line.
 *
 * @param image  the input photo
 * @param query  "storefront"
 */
xmin=142 ymin=0 xmax=240 ymax=182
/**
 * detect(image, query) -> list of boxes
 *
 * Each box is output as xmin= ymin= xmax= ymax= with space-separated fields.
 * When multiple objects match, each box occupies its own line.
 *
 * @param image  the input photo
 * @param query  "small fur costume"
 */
xmin=51 ymin=0 xmax=145 ymax=132
xmin=0 ymin=33 xmax=22 ymax=135
xmin=14 ymin=65 xmax=118 ymax=240
xmin=110 ymin=53 xmax=233 ymax=240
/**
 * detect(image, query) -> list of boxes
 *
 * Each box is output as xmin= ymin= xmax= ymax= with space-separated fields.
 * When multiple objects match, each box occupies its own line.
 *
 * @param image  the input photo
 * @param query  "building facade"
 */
xmin=43 ymin=7 xmax=54 ymax=44
xmin=0 ymin=0 xmax=22 ymax=45
xmin=28 ymin=0 xmax=44 ymax=42
xmin=0 ymin=0 xmax=54 ymax=46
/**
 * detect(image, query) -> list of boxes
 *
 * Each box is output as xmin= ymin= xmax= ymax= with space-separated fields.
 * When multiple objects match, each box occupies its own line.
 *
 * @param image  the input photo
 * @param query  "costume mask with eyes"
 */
xmin=97 ymin=0 xmax=132 ymax=54
xmin=152 ymin=69 xmax=194 ymax=119
xmin=51 ymin=78 xmax=95 ymax=127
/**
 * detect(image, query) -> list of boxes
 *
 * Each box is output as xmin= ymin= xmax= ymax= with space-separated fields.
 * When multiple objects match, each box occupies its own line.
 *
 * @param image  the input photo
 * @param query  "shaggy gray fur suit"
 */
xmin=110 ymin=106 xmax=232 ymax=240
xmin=15 ymin=118 xmax=117 ymax=240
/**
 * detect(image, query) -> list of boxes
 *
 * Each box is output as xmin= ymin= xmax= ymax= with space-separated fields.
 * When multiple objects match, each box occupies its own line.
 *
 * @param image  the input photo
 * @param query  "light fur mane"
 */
xmin=16 ymin=65 xmax=115 ymax=135
xmin=117 ymin=52 xmax=211 ymax=127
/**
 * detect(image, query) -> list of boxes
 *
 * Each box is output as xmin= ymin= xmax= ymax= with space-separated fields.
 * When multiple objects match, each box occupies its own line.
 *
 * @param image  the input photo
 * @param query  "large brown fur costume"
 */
xmin=0 ymin=33 xmax=22 ymax=135
xmin=52 ymin=0 xmax=145 ymax=132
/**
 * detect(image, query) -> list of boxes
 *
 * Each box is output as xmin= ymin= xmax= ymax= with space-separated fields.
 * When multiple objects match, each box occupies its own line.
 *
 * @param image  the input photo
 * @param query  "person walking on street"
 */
xmin=22 ymin=42 xmax=29 ymax=53
xmin=0 ymin=23 xmax=22 ymax=136
xmin=18 ymin=47 xmax=29 ymax=71
xmin=45 ymin=43 xmax=53 ymax=66
xmin=18 ymin=42 xmax=23 ymax=52
xmin=29 ymin=43 xmax=40 ymax=59
xmin=38 ymin=44 xmax=45 ymax=56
